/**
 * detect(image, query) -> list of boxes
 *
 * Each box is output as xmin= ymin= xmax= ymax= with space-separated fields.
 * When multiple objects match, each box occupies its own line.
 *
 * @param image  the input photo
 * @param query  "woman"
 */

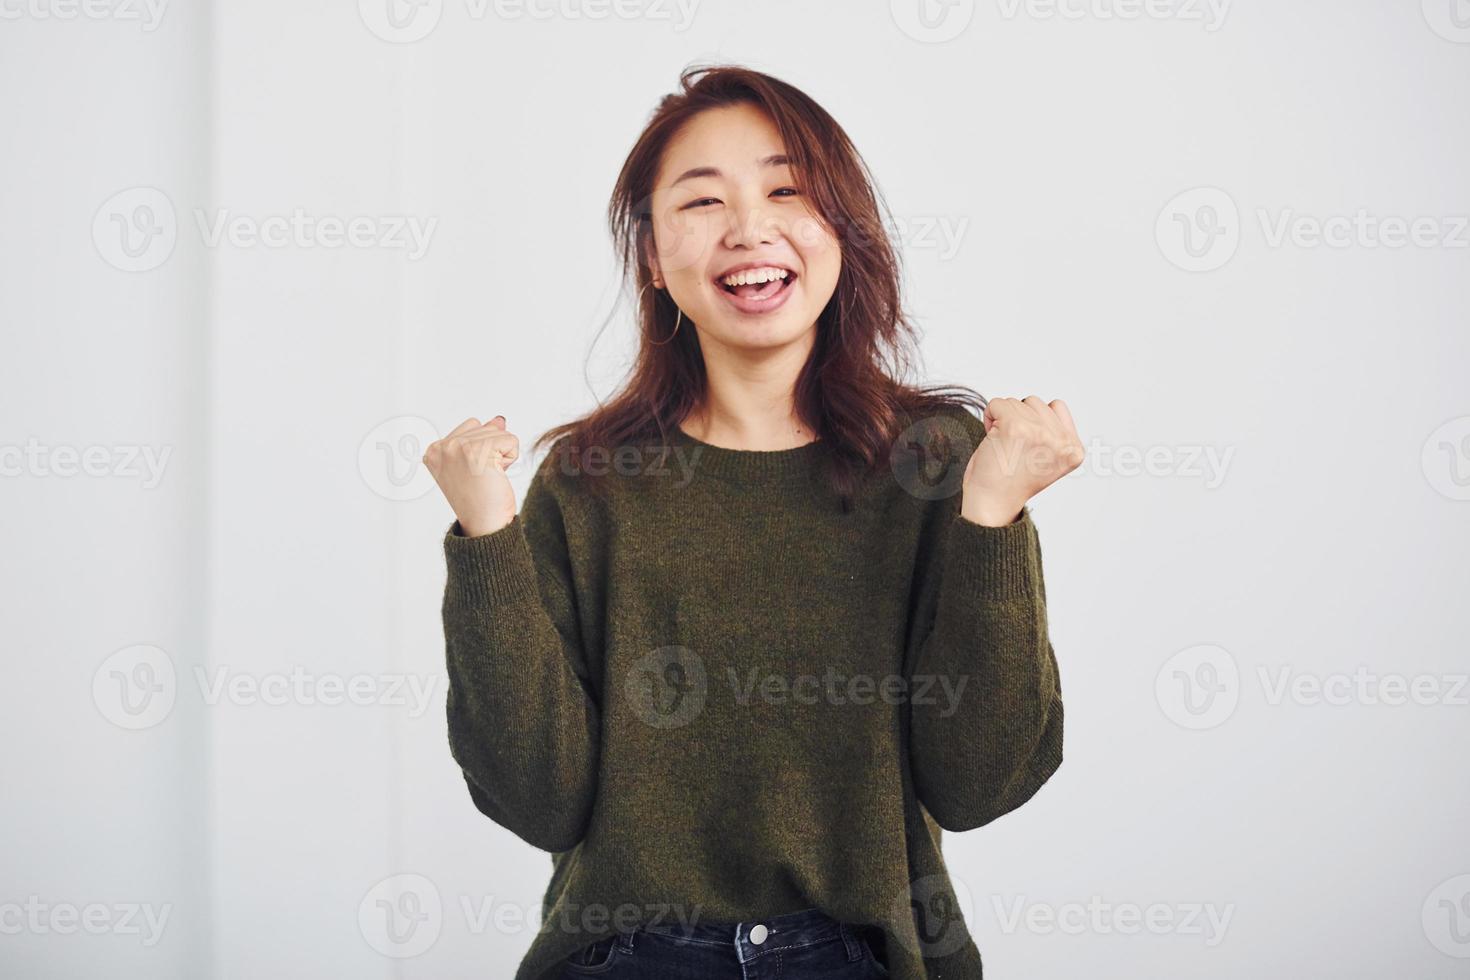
xmin=425 ymin=64 xmax=1083 ymax=980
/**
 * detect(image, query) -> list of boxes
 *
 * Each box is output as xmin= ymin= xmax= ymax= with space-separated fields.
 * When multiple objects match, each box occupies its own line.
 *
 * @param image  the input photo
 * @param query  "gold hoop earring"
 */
xmin=641 ymin=282 xmax=684 ymax=346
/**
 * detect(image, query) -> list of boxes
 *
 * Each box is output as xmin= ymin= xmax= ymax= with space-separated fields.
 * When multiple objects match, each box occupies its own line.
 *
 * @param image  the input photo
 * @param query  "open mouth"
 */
xmin=713 ymin=264 xmax=798 ymax=312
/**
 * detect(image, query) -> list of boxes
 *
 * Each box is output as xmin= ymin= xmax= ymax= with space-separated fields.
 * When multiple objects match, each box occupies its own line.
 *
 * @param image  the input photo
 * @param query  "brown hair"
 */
xmin=536 ymin=63 xmax=985 ymax=508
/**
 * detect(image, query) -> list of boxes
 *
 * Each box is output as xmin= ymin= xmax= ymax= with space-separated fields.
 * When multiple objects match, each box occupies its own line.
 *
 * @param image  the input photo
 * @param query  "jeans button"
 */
xmin=749 ymin=923 xmax=769 ymax=944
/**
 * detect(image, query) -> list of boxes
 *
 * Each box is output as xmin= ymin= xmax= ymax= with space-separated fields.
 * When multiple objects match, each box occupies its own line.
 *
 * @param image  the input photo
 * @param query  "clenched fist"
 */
xmin=961 ymin=397 xmax=1085 ymax=527
xmin=423 ymin=415 xmax=520 ymax=537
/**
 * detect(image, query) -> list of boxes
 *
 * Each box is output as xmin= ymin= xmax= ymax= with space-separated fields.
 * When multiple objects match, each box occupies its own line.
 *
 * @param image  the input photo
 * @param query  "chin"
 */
xmin=704 ymin=315 xmax=816 ymax=352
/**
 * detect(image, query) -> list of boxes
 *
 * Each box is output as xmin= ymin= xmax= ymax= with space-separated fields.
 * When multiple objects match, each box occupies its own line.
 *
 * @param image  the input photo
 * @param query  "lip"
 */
xmin=712 ymin=260 xmax=799 ymax=316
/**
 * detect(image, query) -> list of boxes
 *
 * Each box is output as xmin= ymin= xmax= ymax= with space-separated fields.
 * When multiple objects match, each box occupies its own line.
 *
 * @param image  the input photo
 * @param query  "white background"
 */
xmin=2 ymin=1 xmax=1468 ymax=977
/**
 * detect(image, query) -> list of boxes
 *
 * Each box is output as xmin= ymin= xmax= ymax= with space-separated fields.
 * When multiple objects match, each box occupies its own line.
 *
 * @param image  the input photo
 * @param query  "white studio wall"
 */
xmin=1 ymin=3 xmax=212 ymax=978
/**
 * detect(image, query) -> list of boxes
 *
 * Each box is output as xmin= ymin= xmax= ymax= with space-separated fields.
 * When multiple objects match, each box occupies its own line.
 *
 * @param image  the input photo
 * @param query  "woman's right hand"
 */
xmin=423 ymin=415 xmax=520 ymax=537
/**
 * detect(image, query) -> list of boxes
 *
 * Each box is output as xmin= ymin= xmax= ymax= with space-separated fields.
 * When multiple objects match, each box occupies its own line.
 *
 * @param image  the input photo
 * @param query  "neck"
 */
xmin=681 ymin=327 xmax=818 ymax=450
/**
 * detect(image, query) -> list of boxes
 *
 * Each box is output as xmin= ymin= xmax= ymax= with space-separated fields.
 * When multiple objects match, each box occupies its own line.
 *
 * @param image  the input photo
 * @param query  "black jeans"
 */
xmin=558 ymin=905 xmax=890 ymax=979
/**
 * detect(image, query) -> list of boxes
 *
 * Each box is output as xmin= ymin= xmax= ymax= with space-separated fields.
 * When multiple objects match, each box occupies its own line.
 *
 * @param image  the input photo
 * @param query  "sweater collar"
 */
xmin=663 ymin=424 xmax=827 ymax=485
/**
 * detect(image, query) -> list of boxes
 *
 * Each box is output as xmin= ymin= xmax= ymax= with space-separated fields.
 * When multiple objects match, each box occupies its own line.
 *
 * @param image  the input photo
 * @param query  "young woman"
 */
xmin=425 ymin=65 xmax=1083 ymax=980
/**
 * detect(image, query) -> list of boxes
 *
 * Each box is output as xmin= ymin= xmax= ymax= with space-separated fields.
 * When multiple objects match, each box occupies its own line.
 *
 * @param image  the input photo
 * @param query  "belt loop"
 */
xmin=616 ymin=927 xmax=638 ymax=953
xmin=838 ymin=922 xmax=863 ymax=962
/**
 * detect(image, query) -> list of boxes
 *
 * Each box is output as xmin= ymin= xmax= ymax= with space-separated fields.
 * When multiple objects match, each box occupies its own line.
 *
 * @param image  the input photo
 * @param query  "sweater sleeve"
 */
xmin=907 ymin=500 xmax=1064 ymax=833
xmin=440 ymin=458 xmax=600 ymax=852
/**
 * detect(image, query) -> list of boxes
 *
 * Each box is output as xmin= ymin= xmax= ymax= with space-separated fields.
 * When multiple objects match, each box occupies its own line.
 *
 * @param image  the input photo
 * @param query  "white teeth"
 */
xmin=719 ymin=266 xmax=790 ymax=287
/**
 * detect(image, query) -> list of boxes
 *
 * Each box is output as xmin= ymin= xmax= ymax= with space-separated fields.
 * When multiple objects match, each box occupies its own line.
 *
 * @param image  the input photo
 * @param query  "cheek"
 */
xmin=790 ymin=216 xmax=842 ymax=289
xmin=652 ymin=207 xmax=718 ymax=282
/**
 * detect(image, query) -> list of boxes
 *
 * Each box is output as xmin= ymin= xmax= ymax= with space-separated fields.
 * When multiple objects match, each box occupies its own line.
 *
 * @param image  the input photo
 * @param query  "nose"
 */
xmin=721 ymin=193 xmax=779 ymax=250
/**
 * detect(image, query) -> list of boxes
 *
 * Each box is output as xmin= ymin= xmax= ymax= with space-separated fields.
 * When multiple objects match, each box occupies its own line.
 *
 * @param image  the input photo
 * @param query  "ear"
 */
xmin=643 ymin=229 xmax=664 ymax=290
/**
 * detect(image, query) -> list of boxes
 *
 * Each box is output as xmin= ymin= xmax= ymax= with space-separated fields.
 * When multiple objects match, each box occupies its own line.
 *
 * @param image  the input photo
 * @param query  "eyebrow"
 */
xmin=668 ymin=154 xmax=791 ymax=187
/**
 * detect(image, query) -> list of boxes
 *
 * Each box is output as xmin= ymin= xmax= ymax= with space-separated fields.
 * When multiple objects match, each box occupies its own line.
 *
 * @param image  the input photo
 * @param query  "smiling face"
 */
xmin=646 ymin=103 xmax=842 ymax=352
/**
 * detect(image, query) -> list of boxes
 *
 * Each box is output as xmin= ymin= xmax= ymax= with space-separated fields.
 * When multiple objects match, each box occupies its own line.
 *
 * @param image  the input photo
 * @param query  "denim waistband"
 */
xmin=620 ymin=905 xmax=864 ymax=963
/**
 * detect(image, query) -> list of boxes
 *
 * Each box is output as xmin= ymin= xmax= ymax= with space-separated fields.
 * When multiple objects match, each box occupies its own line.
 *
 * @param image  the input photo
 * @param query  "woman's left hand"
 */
xmin=961 ymin=396 xmax=1085 ymax=526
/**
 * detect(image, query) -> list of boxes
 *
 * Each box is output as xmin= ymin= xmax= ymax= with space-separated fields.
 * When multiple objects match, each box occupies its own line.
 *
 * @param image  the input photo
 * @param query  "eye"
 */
xmin=681 ymin=197 xmax=721 ymax=210
xmin=771 ymin=187 xmax=800 ymax=198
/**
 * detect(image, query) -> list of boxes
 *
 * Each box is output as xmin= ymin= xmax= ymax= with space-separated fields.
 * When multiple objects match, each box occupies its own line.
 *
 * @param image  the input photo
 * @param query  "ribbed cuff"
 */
xmin=946 ymin=505 xmax=1040 ymax=600
xmin=442 ymin=516 xmax=541 ymax=608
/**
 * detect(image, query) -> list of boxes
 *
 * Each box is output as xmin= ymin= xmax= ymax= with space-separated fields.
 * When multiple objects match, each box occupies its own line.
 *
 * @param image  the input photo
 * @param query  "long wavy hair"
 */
xmin=536 ymin=63 xmax=986 ymax=508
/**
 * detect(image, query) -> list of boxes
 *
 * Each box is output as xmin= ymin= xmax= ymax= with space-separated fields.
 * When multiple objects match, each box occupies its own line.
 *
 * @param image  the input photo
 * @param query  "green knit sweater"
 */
xmin=440 ymin=406 xmax=1063 ymax=980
